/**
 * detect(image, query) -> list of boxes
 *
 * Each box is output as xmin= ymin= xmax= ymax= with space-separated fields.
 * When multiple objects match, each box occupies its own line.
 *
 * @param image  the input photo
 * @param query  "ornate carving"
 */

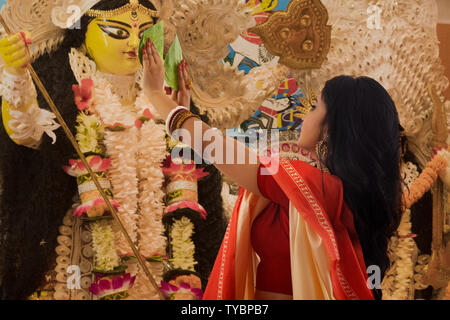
xmin=424 ymin=84 xmax=449 ymax=290
xmin=248 ymin=0 xmax=331 ymax=70
xmin=191 ymin=62 xmax=289 ymax=129
xmin=170 ymin=0 xmax=252 ymax=66
xmin=288 ymin=0 xmax=448 ymax=171
xmin=54 ymin=206 xmax=95 ymax=300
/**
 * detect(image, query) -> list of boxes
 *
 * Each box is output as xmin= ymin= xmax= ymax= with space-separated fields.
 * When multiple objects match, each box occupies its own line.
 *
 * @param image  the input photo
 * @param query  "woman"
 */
xmin=142 ymin=39 xmax=402 ymax=300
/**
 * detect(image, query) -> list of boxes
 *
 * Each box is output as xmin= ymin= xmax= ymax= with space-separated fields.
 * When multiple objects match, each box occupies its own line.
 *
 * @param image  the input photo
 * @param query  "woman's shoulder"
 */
xmin=259 ymin=156 xmax=343 ymax=190
xmin=289 ymin=159 xmax=340 ymax=180
xmin=277 ymin=158 xmax=344 ymax=199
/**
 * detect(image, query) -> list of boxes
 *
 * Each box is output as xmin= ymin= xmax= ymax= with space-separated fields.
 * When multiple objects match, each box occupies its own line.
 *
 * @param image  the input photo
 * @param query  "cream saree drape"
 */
xmin=234 ymin=190 xmax=335 ymax=300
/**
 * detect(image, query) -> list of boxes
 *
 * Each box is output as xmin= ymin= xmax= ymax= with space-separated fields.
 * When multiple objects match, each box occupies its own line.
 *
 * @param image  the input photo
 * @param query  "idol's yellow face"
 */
xmin=85 ymin=10 xmax=155 ymax=75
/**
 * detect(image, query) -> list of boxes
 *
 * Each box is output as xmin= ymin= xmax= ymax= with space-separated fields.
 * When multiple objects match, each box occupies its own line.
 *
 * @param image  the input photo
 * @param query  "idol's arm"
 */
xmin=0 ymin=32 xmax=60 ymax=149
xmin=143 ymin=41 xmax=262 ymax=196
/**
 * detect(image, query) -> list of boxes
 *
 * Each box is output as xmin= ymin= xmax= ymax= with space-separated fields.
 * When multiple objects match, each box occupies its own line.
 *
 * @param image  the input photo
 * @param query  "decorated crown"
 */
xmin=86 ymin=0 xmax=159 ymax=19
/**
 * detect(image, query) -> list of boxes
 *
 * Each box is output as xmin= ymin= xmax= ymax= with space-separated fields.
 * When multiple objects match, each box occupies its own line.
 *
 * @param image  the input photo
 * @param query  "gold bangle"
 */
xmin=174 ymin=112 xmax=200 ymax=131
xmin=170 ymin=110 xmax=189 ymax=132
xmin=170 ymin=111 xmax=201 ymax=134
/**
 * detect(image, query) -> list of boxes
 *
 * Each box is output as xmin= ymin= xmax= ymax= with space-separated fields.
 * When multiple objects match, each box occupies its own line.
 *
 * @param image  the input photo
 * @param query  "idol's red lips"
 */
xmin=125 ymin=51 xmax=137 ymax=58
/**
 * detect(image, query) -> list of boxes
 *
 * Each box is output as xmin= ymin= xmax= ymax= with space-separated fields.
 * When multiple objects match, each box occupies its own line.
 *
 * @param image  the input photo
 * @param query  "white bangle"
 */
xmin=165 ymin=106 xmax=189 ymax=136
xmin=78 ymin=179 xmax=112 ymax=194
xmin=166 ymin=180 xmax=198 ymax=194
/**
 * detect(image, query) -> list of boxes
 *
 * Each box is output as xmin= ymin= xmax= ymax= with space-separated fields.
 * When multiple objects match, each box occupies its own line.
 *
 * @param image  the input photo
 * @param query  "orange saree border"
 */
xmin=275 ymin=158 xmax=371 ymax=300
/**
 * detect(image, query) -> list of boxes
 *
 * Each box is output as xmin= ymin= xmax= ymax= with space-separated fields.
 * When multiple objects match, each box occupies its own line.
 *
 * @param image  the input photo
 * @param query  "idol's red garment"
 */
xmin=204 ymin=157 xmax=374 ymax=300
xmin=251 ymin=164 xmax=292 ymax=295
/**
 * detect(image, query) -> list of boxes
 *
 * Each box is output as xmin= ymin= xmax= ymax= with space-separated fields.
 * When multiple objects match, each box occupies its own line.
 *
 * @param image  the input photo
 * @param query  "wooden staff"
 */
xmin=427 ymin=84 xmax=449 ymax=289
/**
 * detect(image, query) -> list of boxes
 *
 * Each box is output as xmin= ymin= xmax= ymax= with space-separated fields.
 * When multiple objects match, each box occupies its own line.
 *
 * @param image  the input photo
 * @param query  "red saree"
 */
xmin=204 ymin=157 xmax=374 ymax=300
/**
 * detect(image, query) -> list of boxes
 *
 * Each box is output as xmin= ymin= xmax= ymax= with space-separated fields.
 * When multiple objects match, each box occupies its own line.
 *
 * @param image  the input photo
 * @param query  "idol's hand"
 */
xmin=142 ymin=39 xmax=165 ymax=97
xmin=0 ymin=32 xmax=32 ymax=76
xmin=170 ymin=60 xmax=191 ymax=108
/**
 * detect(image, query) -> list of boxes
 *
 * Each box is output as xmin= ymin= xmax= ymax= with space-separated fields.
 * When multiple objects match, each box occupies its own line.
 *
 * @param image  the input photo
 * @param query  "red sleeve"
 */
xmin=257 ymin=162 xmax=289 ymax=209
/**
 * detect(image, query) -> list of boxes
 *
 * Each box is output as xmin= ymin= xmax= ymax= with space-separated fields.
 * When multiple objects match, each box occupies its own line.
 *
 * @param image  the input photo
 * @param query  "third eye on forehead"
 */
xmin=100 ymin=19 xmax=154 ymax=30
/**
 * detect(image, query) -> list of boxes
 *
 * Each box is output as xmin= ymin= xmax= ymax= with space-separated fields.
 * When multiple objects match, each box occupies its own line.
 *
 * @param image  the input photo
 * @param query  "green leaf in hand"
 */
xmin=139 ymin=20 xmax=164 ymax=65
xmin=164 ymin=35 xmax=183 ymax=91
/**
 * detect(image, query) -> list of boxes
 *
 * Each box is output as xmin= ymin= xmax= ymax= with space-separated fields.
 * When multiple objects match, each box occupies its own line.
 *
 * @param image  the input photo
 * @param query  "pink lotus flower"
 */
xmin=165 ymin=201 xmax=207 ymax=219
xmin=89 ymin=273 xmax=136 ymax=299
xmin=63 ymin=156 xmax=111 ymax=177
xmin=162 ymin=156 xmax=209 ymax=182
xmin=160 ymin=281 xmax=203 ymax=300
xmin=73 ymin=198 xmax=120 ymax=217
xmin=72 ymin=79 xmax=94 ymax=111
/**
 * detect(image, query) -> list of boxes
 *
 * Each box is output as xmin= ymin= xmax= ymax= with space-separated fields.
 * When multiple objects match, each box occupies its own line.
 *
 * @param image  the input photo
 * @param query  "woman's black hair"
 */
xmin=321 ymin=75 xmax=402 ymax=300
xmin=0 ymin=0 xmax=225 ymax=299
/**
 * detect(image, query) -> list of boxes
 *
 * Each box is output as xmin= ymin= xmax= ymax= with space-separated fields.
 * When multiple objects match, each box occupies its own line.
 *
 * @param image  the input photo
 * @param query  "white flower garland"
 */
xmin=170 ymin=216 xmax=197 ymax=271
xmin=75 ymin=113 xmax=104 ymax=154
xmin=91 ymin=219 xmax=120 ymax=272
xmin=128 ymin=94 xmax=168 ymax=300
xmin=382 ymin=162 xmax=419 ymax=300
xmin=384 ymin=209 xmax=417 ymax=300
xmin=70 ymin=49 xmax=168 ymax=299
xmin=94 ymin=77 xmax=140 ymax=255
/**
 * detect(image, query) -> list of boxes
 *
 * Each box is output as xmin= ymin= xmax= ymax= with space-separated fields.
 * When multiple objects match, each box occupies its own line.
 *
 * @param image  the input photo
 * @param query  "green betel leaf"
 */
xmin=139 ymin=20 xmax=164 ymax=65
xmin=164 ymin=35 xmax=183 ymax=91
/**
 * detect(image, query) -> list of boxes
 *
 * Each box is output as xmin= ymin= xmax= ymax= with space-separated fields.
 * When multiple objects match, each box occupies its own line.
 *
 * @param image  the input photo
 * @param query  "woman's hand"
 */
xmin=0 ymin=32 xmax=32 ymax=76
xmin=170 ymin=60 xmax=191 ymax=108
xmin=142 ymin=39 xmax=165 ymax=98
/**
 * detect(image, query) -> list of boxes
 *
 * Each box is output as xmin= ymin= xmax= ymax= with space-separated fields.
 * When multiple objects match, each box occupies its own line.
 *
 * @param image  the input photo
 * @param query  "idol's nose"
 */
xmin=128 ymin=32 xmax=140 ymax=49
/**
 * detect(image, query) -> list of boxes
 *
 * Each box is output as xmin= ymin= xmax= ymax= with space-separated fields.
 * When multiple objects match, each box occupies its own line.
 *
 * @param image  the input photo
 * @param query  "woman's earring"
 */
xmin=315 ymin=136 xmax=329 ymax=194
xmin=315 ymin=136 xmax=329 ymax=169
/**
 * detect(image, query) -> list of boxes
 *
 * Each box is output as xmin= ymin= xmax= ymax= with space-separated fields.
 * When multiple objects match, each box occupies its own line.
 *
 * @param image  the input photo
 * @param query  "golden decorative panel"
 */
xmin=248 ymin=0 xmax=331 ymax=70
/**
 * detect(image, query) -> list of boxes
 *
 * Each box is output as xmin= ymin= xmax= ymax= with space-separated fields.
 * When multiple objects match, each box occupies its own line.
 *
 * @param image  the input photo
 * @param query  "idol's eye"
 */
xmin=311 ymin=104 xmax=317 ymax=110
xmin=98 ymin=24 xmax=130 ymax=40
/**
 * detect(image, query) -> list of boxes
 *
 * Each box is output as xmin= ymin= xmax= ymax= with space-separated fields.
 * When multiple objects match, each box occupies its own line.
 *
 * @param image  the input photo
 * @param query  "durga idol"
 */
xmin=0 ymin=0 xmax=225 ymax=300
